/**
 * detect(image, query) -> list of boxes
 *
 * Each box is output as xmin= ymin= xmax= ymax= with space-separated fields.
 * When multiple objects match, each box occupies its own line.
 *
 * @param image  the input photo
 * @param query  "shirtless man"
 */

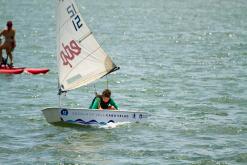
xmin=0 ymin=21 xmax=16 ymax=66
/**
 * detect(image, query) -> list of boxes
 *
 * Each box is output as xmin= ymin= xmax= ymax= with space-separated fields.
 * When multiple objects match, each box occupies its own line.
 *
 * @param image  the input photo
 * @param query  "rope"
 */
xmin=106 ymin=75 xmax=109 ymax=89
xmin=93 ymin=84 xmax=97 ymax=96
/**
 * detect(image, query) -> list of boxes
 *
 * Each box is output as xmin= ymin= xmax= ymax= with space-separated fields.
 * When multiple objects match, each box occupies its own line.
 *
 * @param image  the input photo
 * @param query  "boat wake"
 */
xmin=98 ymin=122 xmax=131 ymax=129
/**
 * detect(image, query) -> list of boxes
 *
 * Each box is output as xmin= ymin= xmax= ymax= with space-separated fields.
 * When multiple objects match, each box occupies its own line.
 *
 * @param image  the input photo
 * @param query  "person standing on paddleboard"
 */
xmin=89 ymin=89 xmax=119 ymax=110
xmin=0 ymin=21 xmax=16 ymax=66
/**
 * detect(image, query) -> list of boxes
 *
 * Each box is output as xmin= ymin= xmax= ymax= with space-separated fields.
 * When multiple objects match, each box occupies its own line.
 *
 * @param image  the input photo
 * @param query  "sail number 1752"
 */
xmin=67 ymin=4 xmax=82 ymax=31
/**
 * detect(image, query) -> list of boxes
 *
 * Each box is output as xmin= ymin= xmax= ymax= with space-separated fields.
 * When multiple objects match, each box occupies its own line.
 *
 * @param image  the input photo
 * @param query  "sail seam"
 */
xmin=78 ymin=32 xmax=92 ymax=43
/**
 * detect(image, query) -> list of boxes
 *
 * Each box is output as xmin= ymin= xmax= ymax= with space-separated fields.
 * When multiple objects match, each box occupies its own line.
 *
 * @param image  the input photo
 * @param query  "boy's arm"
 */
xmin=110 ymin=98 xmax=118 ymax=110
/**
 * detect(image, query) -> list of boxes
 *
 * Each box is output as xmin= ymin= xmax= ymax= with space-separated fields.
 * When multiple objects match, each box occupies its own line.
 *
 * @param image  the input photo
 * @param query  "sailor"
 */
xmin=89 ymin=89 xmax=119 ymax=110
xmin=0 ymin=20 xmax=16 ymax=66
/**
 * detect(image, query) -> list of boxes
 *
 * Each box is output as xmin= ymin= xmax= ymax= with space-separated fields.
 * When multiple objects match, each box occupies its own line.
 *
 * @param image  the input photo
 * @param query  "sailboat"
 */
xmin=42 ymin=0 xmax=149 ymax=126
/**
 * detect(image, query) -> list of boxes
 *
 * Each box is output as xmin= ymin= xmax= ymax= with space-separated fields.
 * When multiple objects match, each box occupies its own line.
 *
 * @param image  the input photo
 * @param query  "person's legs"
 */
xmin=4 ymin=43 xmax=13 ymax=65
xmin=6 ymin=45 xmax=13 ymax=65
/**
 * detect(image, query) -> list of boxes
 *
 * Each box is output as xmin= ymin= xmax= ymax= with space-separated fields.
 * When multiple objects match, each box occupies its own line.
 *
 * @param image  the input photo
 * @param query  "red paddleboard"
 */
xmin=0 ymin=67 xmax=25 ymax=74
xmin=24 ymin=68 xmax=49 ymax=75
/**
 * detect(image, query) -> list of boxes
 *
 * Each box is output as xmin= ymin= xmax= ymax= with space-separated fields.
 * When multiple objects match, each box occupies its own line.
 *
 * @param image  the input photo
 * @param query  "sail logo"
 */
xmin=60 ymin=109 xmax=68 ymax=116
xmin=60 ymin=40 xmax=81 ymax=68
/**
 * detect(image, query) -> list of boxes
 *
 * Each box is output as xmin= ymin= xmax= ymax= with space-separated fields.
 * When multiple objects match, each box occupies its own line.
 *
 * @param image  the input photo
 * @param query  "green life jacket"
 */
xmin=89 ymin=96 xmax=111 ymax=109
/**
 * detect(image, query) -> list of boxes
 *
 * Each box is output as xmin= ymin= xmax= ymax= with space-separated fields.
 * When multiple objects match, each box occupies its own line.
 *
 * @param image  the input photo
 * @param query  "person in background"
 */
xmin=0 ymin=20 xmax=16 ymax=66
xmin=89 ymin=89 xmax=118 ymax=110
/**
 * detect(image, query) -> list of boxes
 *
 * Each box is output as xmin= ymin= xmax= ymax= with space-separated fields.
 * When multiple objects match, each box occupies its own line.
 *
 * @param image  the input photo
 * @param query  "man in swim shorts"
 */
xmin=0 ymin=21 xmax=16 ymax=66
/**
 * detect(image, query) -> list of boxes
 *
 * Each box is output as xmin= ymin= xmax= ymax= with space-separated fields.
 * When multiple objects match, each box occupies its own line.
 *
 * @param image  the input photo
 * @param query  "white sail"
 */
xmin=56 ymin=0 xmax=118 ymax=91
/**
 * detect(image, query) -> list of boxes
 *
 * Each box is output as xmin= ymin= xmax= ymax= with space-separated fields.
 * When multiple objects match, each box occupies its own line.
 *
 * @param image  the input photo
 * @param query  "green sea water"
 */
xmin=0 ymin=0 xmax=247 ymax=164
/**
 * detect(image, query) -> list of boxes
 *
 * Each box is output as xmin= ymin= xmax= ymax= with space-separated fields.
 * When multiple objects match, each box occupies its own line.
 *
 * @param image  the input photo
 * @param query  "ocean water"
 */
xmin=0 ymin=0 xmax=247 ymax=164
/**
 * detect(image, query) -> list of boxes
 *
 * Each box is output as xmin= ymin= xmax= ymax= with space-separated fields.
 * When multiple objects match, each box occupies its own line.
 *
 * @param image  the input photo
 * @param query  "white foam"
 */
xmin=98 ymin=122 xmax=131 ymax=129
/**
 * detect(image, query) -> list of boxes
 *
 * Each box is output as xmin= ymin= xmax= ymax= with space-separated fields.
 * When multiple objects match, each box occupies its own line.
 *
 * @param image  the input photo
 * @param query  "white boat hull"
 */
xmin=42 ymin=108 xmax=149 ymax=126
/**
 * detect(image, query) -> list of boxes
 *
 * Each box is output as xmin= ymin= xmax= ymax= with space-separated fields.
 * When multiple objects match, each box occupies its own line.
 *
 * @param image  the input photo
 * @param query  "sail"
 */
xmin=56 ymin=0 xmax=118 ymax=91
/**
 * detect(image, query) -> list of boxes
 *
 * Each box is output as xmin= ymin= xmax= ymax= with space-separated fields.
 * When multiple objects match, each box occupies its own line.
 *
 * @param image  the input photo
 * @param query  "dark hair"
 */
xmin=102 ymin=89 xmax=111 ymax=98
xmin=7 ymin=21 xmax=13 ymax=28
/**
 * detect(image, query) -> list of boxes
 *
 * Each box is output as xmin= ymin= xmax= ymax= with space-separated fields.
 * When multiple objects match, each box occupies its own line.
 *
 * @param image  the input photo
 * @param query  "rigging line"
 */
xmin=78 ymin=32 xmax=92 ymax=43
xmin=84 ymin=35 xmax=114 ymax=63
xmin=106 ymin=75 xmax=109 ymax=89
xmin=93 ymin=84 xmax=97 ymax=95
xmin=78 ymin=43 xmax=105 ymax=63
xmin=75 ymin=36 xmax=110 ymax=65
xmin=71 ymin=34 xmax=103 ymax=64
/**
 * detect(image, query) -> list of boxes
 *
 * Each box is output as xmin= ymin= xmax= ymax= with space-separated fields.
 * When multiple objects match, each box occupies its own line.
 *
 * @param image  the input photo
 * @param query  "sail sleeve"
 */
xmin=57 ymin=0 xmax=118 ymax=91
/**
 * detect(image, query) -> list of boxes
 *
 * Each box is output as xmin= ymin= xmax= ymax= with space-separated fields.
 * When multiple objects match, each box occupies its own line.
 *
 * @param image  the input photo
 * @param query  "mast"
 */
xmin=57 ymin=1 xmax=60 ymax=107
